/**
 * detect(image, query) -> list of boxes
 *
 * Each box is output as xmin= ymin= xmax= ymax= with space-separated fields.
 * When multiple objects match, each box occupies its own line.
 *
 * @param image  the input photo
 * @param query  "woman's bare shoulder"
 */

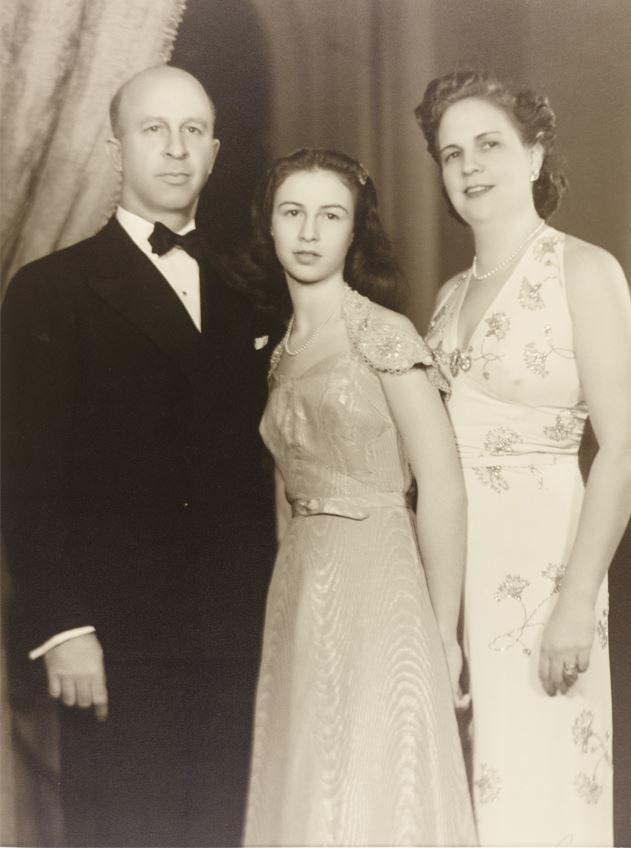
xmin=564 ymin=235 xmax=627 ymax=292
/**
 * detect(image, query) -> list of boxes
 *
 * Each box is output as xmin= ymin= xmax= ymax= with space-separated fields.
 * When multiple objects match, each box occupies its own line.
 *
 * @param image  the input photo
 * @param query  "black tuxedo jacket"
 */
xmin=2 ymin=218 xmax=275 ymax=661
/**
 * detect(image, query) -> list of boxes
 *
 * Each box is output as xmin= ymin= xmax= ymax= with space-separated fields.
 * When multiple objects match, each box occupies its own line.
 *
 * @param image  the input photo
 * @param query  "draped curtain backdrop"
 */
xmin=0 ymin=1 xmax=185 ymax=843
xmin=248 ymin=0 xmax=631 ymax=328
xmin=0 ymin=0 xmax=187 ymax=285
xmin=1 ymin=0 xmax=630 ymax=844
xmin=250 ymin=0 xmax=442 ymax=324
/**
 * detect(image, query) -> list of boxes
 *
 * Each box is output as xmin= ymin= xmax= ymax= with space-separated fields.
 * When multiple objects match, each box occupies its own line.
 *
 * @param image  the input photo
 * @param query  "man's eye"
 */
xmin=186 ymin=126 xmax=202 ymax=134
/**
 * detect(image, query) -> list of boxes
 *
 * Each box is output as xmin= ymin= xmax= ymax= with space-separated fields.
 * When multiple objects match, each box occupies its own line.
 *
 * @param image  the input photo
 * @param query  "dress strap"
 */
xmin=267 ymin=337 xmax=285 ymax=381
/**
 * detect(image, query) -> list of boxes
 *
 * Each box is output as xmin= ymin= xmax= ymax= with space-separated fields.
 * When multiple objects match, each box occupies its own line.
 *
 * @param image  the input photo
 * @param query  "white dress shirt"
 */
xmin=116 ymin=206 xmax=202 ymax=331
xmin=29 ymin=207 xmax=203 ymax=660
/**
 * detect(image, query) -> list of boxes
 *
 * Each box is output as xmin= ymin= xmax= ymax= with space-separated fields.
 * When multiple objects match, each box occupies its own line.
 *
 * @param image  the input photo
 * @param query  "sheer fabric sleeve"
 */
xmin=344 ymin=288 xmax=450 ymax=393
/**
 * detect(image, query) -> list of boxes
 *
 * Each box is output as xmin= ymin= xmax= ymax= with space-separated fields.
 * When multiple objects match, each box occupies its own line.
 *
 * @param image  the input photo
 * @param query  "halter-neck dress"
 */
xmin=426 ymin=226 xmax=613 ymax=846
xmin=243 ymin=286 xmax=476 ymax=846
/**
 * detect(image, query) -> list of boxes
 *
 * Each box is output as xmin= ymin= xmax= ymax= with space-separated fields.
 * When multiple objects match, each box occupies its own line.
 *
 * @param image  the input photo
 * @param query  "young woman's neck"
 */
xmin=287 ymin=275 xmax=347 ymax=332
xmin=471 ymin=208 xmax=544 ymax=273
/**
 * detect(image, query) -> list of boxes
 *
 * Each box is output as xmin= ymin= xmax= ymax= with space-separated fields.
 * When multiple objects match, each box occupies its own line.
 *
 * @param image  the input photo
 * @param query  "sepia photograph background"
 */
xmin=1 ymin=0 xmax=630 ymax=844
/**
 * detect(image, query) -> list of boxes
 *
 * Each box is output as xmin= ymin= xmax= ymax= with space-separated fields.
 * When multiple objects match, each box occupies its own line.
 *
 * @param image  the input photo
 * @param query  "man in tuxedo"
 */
xmin=1 ymin=65 xmax=274 ymax=846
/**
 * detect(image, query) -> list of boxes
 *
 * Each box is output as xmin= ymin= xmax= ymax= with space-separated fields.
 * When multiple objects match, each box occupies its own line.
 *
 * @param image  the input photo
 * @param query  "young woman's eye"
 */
xmin=443 ymin=150 xmax=460 ymax=164
xmin=284 ymin=209 xmax=300 ymax=217
xmin=325 ymin=212 xmax=339 ymax=221
xmin=481 ymin=140 xmax=499 ymax=150
xmin=145 ymin=125 xmax=161 ymax=133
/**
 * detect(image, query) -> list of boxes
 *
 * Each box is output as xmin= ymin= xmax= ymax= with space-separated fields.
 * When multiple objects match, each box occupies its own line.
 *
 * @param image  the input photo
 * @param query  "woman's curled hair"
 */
xmin=415 ymin=69 xmax=567 ymax=221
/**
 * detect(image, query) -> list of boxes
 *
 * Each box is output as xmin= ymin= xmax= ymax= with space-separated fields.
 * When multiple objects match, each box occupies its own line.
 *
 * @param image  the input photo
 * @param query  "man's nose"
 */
xmin=164 ymin=130 xmax=188 ymax=159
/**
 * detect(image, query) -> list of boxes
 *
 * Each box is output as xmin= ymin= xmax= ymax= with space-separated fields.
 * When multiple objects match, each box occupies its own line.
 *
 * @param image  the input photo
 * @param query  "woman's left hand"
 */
xmin=538 ymin=592 xmax=595 ymax=696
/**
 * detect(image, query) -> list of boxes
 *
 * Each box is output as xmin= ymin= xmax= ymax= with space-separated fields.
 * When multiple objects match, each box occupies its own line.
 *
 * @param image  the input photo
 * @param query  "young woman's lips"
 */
xmin=294 ymin=251 xmax=322 ymax=264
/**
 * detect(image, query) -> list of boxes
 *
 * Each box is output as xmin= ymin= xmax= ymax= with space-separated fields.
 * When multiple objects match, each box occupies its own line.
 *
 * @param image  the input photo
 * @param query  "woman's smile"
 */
xmin=464 ymin=183 xmax=493 ymax=197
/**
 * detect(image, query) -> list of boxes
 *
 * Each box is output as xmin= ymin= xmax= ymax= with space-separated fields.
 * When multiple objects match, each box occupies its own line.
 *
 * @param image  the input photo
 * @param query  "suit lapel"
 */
xmin=200 ymin=253 xmax=243 ymax=341
xmin=88 ymin=218 xmax=207 ymax=386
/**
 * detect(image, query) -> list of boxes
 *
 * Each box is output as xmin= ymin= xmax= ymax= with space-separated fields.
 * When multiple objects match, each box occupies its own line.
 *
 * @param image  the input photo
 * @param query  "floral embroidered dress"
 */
xmin=426 ymin=227 xmax=612 ymax=846
xmin=243 ymin=286 xmax=476 ymax=846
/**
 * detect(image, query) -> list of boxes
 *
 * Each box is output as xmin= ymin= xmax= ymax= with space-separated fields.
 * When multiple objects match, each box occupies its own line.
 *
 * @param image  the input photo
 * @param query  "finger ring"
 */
xmin=563 ymin=663 xmax=578 ymax=673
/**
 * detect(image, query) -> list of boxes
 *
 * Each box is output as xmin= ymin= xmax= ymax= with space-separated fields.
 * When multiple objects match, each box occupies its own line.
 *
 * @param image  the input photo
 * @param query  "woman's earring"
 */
xmin=530 ymin=152 xmax=542 ymax=182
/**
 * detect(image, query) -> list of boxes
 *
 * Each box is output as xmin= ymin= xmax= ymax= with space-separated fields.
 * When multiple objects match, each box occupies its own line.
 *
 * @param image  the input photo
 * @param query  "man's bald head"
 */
xmin=106 ymin=64 xmax=220 ymax=229
xmin=109 ymin=65 xmax=216 ymax=139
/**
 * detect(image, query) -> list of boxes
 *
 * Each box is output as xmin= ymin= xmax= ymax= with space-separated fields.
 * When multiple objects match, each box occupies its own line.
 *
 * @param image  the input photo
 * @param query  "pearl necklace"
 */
xmin=471 ymin=220 xmax=546 ymax=281
xmin=284 ymin=300 xmax=341 ymax=357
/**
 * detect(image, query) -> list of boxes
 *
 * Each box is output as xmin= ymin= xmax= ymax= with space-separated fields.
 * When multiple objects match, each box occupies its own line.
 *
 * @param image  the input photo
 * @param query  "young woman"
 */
xmin=241 ymin=148 xmax=476 ymax=846
xmin=417 ymin=70 xmax=631 ymax=846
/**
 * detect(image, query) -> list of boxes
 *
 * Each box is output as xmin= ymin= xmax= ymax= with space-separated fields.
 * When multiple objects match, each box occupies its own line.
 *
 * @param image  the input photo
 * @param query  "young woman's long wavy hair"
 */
xmin=238 ymin=148 xmax=405 ymax=320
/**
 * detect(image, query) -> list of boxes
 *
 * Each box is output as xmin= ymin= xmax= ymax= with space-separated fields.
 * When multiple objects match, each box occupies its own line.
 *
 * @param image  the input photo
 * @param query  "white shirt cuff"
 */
xmin=29 ymin=626 xmax=96 ymax=660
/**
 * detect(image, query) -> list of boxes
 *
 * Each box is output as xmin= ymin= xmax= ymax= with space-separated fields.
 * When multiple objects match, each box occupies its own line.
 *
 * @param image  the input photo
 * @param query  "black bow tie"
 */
xmin=148 ymin=221 xmax=203 ymax=261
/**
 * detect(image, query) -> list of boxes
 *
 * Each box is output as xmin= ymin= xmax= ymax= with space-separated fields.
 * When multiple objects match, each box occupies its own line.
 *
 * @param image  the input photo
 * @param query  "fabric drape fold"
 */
xmin=250 ymin=0 xmax=442 ymax=325
xmin=0 ymin=0 xmax=187 ymax=287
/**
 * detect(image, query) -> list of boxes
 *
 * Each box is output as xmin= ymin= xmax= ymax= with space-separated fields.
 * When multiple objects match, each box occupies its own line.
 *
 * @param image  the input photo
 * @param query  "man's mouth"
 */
xmin=158 ymin=173 xmax=191 ymax=184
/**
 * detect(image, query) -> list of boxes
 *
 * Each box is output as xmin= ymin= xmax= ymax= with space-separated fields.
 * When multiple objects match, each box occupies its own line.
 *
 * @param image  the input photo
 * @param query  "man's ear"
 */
xmin=208 ymin=138 xmax=221 ymax=176
xmin=106 ymin=137 xmax=123 ymax=172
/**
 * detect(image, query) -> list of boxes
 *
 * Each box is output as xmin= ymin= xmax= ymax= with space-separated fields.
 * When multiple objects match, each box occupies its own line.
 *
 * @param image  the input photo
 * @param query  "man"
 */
xmin=2 ymin=65 xmax=274 ymax=845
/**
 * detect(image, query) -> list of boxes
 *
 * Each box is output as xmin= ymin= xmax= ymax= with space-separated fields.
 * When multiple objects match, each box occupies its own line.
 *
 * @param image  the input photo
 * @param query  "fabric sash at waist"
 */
xmin=459 ymin=452 xmax=578 ymax=469
xmin=290 ymin=491 xmax=411 ymax=521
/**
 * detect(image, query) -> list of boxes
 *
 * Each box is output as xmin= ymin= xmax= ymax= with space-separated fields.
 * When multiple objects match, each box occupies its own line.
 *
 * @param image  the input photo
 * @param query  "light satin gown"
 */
xmin=243 ymin=286 xmax=476 ymax=846
xmin=426 ymin=226 xmax=613 ymax=846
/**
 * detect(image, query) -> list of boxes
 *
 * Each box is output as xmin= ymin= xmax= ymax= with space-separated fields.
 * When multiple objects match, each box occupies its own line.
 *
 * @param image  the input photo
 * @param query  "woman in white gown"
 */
xmin=416 ymin=70 xmax=631 ymax=846
xmin=242 ymin=148 xmax=476 ymax=846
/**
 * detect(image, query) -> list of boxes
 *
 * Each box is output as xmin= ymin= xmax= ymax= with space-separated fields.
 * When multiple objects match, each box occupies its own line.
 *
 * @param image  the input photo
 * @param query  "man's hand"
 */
xmin=44 ymin=633 xmax=108 ymax=721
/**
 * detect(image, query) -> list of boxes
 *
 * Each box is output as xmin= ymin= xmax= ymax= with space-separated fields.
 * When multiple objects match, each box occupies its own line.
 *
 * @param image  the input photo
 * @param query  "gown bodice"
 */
xmin=260 ymin=285 xmax=444 ymax=517
xmin=425 ymin=227 xmax=587 ymax=465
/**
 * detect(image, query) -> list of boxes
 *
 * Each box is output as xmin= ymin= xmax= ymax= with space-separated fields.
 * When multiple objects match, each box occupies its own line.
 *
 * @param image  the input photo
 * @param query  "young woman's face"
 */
xmin=437 ymin=97 xmax=542 ymax=226
xmin=271 ymin=169 xmax=356 ymax=286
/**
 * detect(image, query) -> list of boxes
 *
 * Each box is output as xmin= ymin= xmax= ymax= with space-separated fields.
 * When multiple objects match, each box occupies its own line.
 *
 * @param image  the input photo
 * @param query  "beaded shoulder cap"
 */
xmin=343 ymin=287 xmax=449 ymax=392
